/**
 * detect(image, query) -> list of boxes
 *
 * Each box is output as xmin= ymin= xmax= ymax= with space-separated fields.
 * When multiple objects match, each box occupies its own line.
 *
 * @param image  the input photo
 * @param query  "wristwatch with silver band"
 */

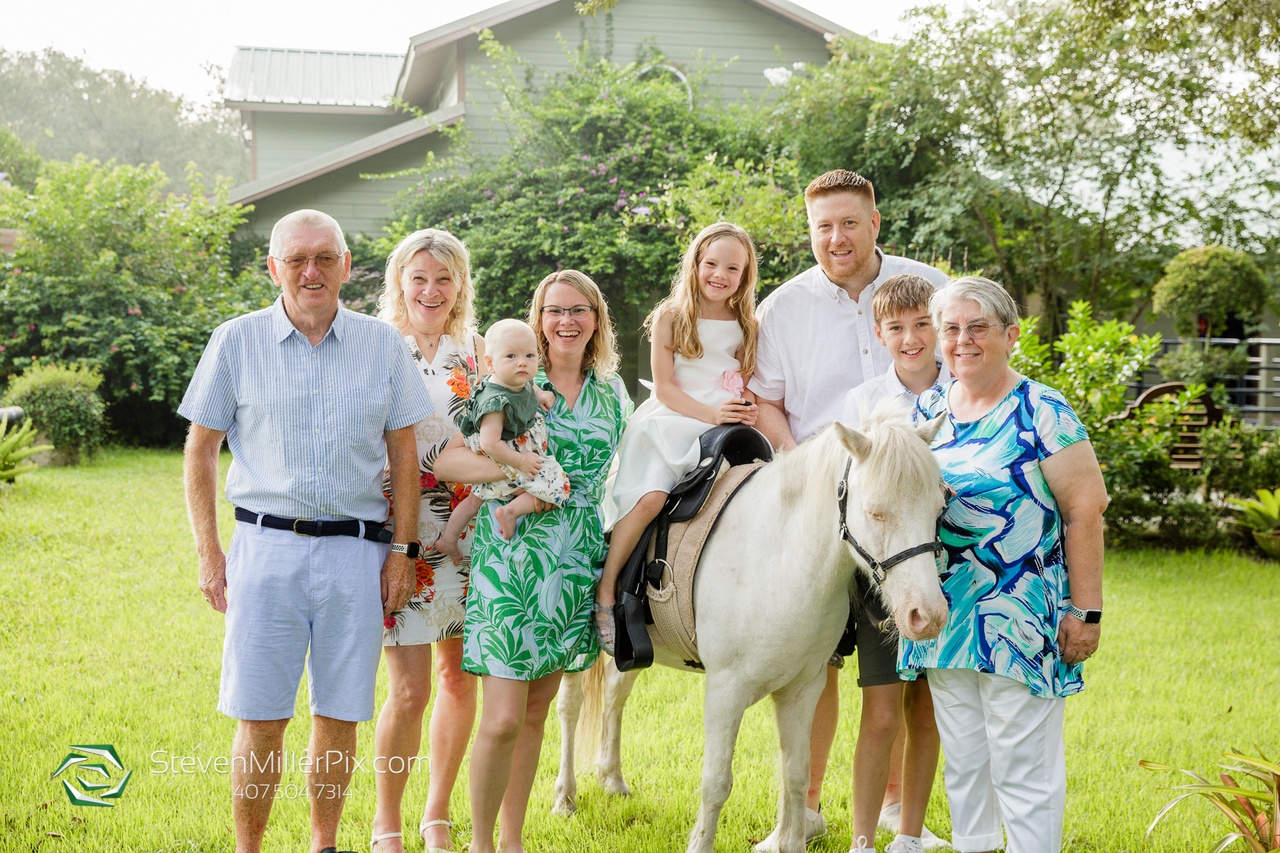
xmin=390 ymin=541 xmax=422 ymax=559
xmin=1068 ymin=604 xmax=1102 ymax=624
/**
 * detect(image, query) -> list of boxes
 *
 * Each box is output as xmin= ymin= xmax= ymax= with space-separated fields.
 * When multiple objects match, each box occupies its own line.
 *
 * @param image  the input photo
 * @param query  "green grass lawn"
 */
xmin=1 ymin=449 xmax=1277 ymax=852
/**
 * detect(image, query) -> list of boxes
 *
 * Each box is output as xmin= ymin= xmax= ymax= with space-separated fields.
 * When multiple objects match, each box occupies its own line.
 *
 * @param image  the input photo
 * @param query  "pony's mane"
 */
xmin=854 ymin=405 xmax=940 ymax=506
xmin=777 ymin=407 xmax=937 ymax=545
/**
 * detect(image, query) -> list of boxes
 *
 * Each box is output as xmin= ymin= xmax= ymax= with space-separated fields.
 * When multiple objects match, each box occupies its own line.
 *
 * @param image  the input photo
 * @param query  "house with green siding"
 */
xmin=225 ymin=0 xmax=842 ymax=236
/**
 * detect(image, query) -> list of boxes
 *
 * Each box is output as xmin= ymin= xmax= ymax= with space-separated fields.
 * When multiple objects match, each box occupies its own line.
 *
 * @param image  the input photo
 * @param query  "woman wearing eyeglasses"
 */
xmin=898 ymin=276 xmax=1108 ymax=853
xmin=433 ymin=270 xmax=632 ymax=853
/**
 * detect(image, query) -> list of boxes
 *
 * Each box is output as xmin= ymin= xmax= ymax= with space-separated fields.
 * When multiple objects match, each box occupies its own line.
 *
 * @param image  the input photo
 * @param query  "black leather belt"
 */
xmin=233 ymin=507 xmax=391 ymax=543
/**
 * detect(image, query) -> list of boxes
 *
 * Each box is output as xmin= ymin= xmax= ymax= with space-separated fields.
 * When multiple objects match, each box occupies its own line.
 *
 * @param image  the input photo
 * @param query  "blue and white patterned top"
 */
xmin=179 ymin=297 xmax=432 ymax=522
xmin=900 ymin=378 xmax=1090 ymax=698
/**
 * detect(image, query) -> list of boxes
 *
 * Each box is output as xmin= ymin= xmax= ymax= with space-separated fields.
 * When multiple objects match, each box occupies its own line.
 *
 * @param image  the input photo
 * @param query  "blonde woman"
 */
xmin=370 ymin=229 xmax=481 ymax=853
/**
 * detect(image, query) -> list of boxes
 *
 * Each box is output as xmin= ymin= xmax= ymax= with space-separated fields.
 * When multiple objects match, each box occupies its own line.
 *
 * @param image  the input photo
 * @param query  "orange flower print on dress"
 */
xmin=414 ymin=557 xmax=436 ymax=599
xmin=515 ymin=434 xmax=528 ymax=447
xmin=446 ymin=366 xmax=473 ymax=400
xmin=449 ymin=482 xmax=472 ymax=511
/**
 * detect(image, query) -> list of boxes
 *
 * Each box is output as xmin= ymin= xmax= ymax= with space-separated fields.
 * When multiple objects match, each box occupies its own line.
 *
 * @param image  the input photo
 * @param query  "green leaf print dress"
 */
xmin=462 ymin=370 xmax=632 ymax=680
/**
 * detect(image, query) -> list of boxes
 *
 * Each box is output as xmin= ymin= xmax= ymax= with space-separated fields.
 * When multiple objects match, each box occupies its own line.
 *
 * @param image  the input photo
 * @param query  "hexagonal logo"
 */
xmin=51 ymin=744 xmax=131 ymax=807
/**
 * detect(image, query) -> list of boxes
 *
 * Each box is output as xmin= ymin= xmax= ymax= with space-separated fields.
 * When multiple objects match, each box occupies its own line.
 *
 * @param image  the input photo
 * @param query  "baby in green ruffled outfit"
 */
xmin=436 ymin=319 xmax=569 ymax=558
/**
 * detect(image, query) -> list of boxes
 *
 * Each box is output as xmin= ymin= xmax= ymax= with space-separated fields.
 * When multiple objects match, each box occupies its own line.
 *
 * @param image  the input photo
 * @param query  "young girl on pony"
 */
xmin=596 ymin=221 xmax=760 ymax=652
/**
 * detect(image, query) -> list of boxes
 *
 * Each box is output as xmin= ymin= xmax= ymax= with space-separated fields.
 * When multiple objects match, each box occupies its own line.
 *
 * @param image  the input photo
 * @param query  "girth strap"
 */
xmin=646 ymin=462 xmax=765 ymax=670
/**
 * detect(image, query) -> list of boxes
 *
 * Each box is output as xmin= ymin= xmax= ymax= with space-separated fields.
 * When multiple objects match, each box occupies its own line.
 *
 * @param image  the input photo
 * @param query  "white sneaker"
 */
xmin=850 ymin=836 xmax=876 ymax=853
xmin=877 ymin=802 xmax=903 ymax=833
xmin=920 ymin=825 xmax=950 ymax=850
xmin=754 ymin=807 xmax=827 ymax=852
xmin=877 ymin=804 xmax=950 ymax=849
xmin=886 ymin=836 xmax=925 ymax=853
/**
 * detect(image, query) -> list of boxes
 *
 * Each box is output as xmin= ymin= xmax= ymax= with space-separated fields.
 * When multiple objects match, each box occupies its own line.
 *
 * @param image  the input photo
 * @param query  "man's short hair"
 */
xmin=269 ymin=209 xmax=348 ymax=258
xmin=872 ymin=274 xmax=938 ymax=324
xmin=804 ymin=170 xmax=876 ymax=208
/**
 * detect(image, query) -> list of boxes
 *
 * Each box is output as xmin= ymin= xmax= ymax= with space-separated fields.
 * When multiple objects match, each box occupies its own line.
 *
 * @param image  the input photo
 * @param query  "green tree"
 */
xmin=0 ymin=48 xmax=248 ymax=187
xmin=1153 ymin=245 xmax=1271 ymax=339
xmin=0 ymin=158 xmax=267 ymax=445
xmin=0 ymin=128 xmax=41 ymax=192
xmin=1152 ymin=244 xmax=1270 ymax=393
xmin=1076 ymin=0 xmax=1280 ymax=146
xmin=384 ymin=36 xmax=772 ymax=391
xmin=895 ymin=1 xmax=1219 ymax=332
xmin=758 ymin=33 xmax=965 ymax=262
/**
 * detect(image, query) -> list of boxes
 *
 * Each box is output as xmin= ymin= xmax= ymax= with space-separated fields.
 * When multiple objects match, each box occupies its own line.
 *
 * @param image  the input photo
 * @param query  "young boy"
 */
xmin=837 ymin=273 xmax=949 ymax=853
xmin=840 ymin=273 xmax=948 ymax=424
xmin=434 ymin=319 xmax=568 ymax=557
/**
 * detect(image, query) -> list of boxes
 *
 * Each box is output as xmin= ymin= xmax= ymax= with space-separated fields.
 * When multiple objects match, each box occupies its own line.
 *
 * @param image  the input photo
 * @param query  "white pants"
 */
xmin=928 ymin=669 xmax=1066 ymax=853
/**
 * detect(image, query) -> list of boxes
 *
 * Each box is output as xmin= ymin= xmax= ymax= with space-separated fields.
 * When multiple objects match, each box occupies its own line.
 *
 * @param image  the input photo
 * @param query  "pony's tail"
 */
xmin=576 ymin=655 xmax=606 ymax=766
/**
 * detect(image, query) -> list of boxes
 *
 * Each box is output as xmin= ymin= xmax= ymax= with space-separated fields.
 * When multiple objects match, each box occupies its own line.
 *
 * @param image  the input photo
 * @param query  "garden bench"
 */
xmin=1107 ymin=382 xmax=1223 ymax=470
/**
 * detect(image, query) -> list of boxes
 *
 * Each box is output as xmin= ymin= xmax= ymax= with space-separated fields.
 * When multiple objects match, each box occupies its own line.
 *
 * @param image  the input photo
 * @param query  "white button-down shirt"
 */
xmin=749 ymin=251 xmax=949 ymax=443
xmin=838 ymin=360 xmax=950 ymax=427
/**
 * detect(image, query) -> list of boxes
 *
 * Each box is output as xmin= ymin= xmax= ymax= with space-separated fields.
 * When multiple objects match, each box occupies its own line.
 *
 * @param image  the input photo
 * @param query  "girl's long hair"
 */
xmin=643 ymin=222 xmax=759 ymax=376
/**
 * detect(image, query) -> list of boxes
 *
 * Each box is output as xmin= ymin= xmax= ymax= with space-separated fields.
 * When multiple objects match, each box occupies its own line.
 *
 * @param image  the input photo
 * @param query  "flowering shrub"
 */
xmin=0 ymin=158 xmax=268 ymax=444
xmin=383 ymin=37 xmax=777 ymax=392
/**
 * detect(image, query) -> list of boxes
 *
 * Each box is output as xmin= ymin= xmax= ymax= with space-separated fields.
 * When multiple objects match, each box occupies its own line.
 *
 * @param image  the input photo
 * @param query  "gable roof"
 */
xmin=394 ymin=0 xmax=844 ymax=105
xmin=226 ymin=47 xmax=403 ymax=112
xmin=227 ymin=102 xmax=464 ymax=205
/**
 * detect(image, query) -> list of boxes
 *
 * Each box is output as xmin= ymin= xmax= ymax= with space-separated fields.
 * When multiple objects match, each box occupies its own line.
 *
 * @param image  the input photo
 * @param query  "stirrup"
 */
xmin=613 ymin=592 xmax=653 ymax=671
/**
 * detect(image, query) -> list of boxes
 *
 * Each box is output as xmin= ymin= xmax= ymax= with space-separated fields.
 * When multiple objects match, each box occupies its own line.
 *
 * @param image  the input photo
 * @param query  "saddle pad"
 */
xmin=646 ymin=462 xmax=765 ymax=670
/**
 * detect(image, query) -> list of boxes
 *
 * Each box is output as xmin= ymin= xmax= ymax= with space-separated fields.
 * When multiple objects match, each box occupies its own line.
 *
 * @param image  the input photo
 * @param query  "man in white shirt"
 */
xmin=750 ymin=171 xmax=949 ymax=853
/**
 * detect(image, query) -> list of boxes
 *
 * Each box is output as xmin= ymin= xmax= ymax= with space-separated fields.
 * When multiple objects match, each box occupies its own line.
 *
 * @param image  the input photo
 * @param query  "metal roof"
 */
xmin=226 ymin=47 xmax=403 ymax=108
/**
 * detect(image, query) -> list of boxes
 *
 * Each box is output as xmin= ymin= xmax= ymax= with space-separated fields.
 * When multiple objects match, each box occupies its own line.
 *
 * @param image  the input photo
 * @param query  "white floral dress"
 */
xmin=383 ymin=333 xmax=482 ymax=646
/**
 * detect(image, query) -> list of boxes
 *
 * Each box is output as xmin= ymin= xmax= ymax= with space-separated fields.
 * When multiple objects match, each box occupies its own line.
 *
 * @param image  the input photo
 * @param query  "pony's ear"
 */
xmin=916 ymin=414 xmax=945 ymax=444
xmin=834 ymin=421 xmax=873 ymax=461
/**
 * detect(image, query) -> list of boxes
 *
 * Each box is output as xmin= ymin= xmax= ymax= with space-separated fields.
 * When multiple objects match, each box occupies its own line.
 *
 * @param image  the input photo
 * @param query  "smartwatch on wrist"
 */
xmin=1069 ymin=604 xmax=1102 ymax=624
xmin=390 ymin=541 xmax=422 ymax=560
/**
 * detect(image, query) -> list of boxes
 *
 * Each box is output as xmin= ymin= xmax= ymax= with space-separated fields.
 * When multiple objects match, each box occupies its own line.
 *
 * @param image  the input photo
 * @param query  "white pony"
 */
xmin=555 ymin=410 xmax=950 ymax=853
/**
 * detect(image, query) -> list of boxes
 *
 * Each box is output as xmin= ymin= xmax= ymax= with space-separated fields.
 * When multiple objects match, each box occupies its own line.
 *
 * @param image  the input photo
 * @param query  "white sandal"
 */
xmin=370 ymin=830 xmax=403 ymax=852
xmin=420 ymin=818 xmax=454 ymax=853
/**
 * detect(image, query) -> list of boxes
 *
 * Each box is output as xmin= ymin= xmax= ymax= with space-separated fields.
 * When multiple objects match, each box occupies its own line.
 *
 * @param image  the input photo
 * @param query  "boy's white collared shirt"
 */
xmin=838 ymin=360 xmax=949 ymax=427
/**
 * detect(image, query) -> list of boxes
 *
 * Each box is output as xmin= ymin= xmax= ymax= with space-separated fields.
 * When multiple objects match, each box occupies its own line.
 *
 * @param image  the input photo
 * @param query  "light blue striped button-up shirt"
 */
xmin=179 ymin=297 xmax=432 ymax=521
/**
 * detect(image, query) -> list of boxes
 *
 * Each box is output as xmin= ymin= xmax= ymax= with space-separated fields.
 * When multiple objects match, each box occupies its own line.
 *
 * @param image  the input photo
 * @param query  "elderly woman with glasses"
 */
xmin=899 ymin=276 xmax=1108 ymax=853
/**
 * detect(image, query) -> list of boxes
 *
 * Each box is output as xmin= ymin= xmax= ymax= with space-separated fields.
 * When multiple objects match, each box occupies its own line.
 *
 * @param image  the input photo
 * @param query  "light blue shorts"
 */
xmin=218 ymin=522 xmax=385 ymax=722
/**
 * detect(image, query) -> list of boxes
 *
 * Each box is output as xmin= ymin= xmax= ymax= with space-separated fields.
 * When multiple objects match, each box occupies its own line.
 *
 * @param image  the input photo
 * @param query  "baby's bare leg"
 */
xmin=493 ymin=491 xmax=538 ymax=541
xmin=435 ymin=494 xmax=480 ymax=564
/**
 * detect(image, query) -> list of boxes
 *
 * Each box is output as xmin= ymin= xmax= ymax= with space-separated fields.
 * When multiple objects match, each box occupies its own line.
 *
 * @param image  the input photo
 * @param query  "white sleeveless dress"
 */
xmin=606 ymin=318 xmax=745 ymax=524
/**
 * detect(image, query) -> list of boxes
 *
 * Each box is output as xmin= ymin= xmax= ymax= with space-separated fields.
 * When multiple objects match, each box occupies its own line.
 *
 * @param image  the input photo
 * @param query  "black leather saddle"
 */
xmin=611 ymin=424 xmax=773 ymax=671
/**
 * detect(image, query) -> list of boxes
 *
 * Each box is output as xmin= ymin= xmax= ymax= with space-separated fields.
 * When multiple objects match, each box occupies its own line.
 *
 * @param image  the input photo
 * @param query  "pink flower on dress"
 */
xmin=721 ymin=369 xmax=744 ymax=398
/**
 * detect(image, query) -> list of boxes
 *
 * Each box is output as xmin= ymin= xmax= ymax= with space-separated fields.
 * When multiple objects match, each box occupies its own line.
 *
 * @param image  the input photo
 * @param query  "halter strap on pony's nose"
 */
xmin=837 ymin=459 xmax=945 ymax=586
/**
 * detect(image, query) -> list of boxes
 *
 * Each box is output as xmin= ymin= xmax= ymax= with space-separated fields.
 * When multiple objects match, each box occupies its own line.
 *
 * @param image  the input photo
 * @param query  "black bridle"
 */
xmin=835 ymin=458 xmax=946 ymax=586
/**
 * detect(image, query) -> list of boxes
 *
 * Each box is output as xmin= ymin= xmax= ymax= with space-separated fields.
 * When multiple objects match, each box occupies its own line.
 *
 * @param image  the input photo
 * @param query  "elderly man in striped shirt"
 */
xmin=180 ymin=209 xmax=432 ymax=853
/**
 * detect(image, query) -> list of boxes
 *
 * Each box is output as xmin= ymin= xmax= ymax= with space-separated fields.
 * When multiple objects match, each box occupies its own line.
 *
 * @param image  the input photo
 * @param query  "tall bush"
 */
xmin=1153 ymin=245 xmax=1270 ymax=397
xmin=2 ymin=362 xmax=106 ymax=463
xmin=1016 ymin=301 xmax=1219 ymax=547
xmin=0 ymin=157 xmax=269 ymax=445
